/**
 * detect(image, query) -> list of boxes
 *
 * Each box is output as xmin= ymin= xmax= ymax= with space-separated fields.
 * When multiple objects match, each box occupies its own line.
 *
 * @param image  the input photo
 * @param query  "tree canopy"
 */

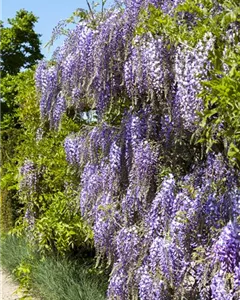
xmin=0 ymin=9 xmax=43 ymax=77
xmin=0 ymin=9 xmax=43 ymax=119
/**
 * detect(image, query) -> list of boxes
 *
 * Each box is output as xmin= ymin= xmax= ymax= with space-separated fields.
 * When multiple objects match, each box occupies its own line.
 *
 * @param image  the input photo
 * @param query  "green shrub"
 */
xmin=1 ymin=68 xmax=94 ymax=256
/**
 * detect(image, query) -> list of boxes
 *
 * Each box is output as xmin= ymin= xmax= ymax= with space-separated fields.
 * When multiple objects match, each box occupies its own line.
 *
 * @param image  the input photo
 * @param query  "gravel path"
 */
xmin=0 ymin=268 xmax=24 ymax=300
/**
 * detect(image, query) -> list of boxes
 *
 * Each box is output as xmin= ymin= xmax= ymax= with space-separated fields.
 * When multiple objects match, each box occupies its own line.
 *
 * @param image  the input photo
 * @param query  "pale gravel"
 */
xmin=0 ymin=268 xmax=24 ymax=300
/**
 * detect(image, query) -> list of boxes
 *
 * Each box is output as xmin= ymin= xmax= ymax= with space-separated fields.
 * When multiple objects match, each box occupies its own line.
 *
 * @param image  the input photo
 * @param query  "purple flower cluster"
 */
xmin=36 ymin=0 xmax=214 ymax=129
xmin=64 ymin=123 xmax=118 ymax=166
xmin=24 ymin=207 xmax=35 ymax=229
xmin=210 ymin=271 xmax=233 ymax=300
xmin=63 ymin=111 xmax=240 ymax=300
xmin=174 ymin=33 xmax=215 ymax=130
xmin=107 ymin=264 xmax=129 ymax=300
xmin=121 ymin=154 xmax=238 ymax=298
xmin=146 ymin=174 xmax=175 ymax=237
xmin=19 ymin=160 xmax=38 ymax=193
xmin=52 ymin=93 xmax=66 ymax=129
xmin=139 ymin=267 xmax=169 ymax=300
xmin=122 ymin=139 xmax=158 ymax=224
xmin=116 ymin=226 xmax=140 ymax=266
xmin=213 ymin=222 xmax=240 ymax=273
xmin=93 ymin=193 xmax=121 ymax=256
xmin=124 ymin=36 xmax=170 ymax=102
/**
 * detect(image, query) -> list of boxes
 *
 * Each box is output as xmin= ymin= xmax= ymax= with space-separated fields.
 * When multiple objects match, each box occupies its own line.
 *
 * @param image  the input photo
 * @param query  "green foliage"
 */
xmin=199 ymin=45 xmax=240 ymax=164
xmin=137 ymin=0 xmax=240 ymax=165
xmin=137 ymin=0 xmax=240 ymax=46
xmin=0 ymin=234 xmax=31 ymax=271
xmin=0 ymin=70 xmax=36 ymax=230
xmin=0 ymin=10 xmax=43 ymax=180
xmin=30 ymin=192 xmax=93 ymax=255
xmin=11 ymin=73 xmax=94 ymax=255
xmin=1 ymin=67 xmax=93 ymax=256
xmin=0 ymin=234 xmax=108 ymax=300
xmin=0 ymin=190 xmax=14 ymax=232
xmin=0 ymin=9 xmax=43 ymax=77
xmin=0 ymin=62 xmax=93 ymax=255
xmin=13 ymin=260 xmax=33 ymax=296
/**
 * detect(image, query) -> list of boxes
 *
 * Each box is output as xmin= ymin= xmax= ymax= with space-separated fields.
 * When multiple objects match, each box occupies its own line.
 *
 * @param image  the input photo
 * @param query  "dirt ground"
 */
xmin=0 ymin=268 xmax=24 ymax=300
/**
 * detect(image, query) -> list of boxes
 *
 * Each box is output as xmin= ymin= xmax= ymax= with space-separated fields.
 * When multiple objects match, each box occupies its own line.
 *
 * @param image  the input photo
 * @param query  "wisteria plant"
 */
xmin=32 ymin=0 xmax=240 ymax=299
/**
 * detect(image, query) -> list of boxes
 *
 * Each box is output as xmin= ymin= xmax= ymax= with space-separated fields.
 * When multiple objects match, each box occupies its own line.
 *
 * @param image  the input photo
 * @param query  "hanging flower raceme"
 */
xmin=213 ymin=221 xmax=240 ymax=274
xmin=174 ymin=32 xmax=215 ymax=131
xmin=19 ymin=160 xmax=38 ymax=193
xmin=124 ymin=36 xmax=171 ymax=102
xmin=210 ymin=271 xmax=233 ymax=300
xmin=146 ymin=174 xmax=175 ymax=237
xmin=122 ymin=140 xmax=159 ymax=224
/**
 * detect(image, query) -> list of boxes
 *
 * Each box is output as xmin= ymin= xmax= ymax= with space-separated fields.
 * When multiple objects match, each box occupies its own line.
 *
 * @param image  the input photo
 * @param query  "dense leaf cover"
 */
xmin=23 ymin=0 xmax=240 ymax=299
xmin=18 ymin=109 xmax=94 ymax=256
xmin=0 ymin=10 xmax=43 ymax=231
xmin=0 ymin=9 xmax=43 ymax=77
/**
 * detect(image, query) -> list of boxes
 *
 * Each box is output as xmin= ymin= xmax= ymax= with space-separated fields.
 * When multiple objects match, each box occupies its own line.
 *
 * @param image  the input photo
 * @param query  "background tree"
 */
xmin=0 ymin=9 xmax=43 ymax=77
xmin=0 ymin=9 xmax=43 ymax=118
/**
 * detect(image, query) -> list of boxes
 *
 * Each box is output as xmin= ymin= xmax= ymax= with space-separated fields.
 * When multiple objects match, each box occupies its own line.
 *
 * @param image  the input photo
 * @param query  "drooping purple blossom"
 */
xmin=122 ymin=140 xmax=158 ymax=223
xmin=20 ymin=160 xmax=37 ymax=192
xmin=174 ymin=33 xmax=215 ymax=131
xmin=93 ymin=193 xmax=121 ymax=256
xmin=124 ymin=36 xmax=170 ymax=103
xmin=38 ymin=65 xmax=59 ymax=120
xmin=107 ymin=264 xmax=129 ymax=300
xmin=64 ymin=136 xmax=78 ymax=165
xmin=116 ymin=226 xmax=140 ymax=266
xmin=24 ymin=207 xmax=35 ymax=231
xmin=210 ymin=271 xmax=233 ymax=300
xmin=138 ymin=263 xmax=170 ymax=300
xmin=146 ymin=174 xmax=175 ymax=237
xmin=109 ymin=140 xmax=122 ymax=174
xmin=213 ymin=221 xmax=240 ymax=274
xmin=52 ymin=93 xmax=66 ymax=129
xmin=35 ymin=60 xmax=48 ymax=93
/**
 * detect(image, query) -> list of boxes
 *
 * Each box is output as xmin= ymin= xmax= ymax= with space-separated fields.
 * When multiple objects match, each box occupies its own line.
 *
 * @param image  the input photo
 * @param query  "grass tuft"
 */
xmin=0 ymin=234 xmax=108 ymax=300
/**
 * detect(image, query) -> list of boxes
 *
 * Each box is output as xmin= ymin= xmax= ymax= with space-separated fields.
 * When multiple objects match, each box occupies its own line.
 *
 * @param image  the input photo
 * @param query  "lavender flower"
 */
xmin=210 ymin=271 xmax=233 ymax=300
xmin=138 ymin=264 xmax=169 ymax=300
xmin=20 ymin=160 xmax=37 ymax=192
xmin=174 ymin=33 xmax=215 ymax=131
xmin=147 ymin=174 xmax=175 ymax=237
xmin=107 ymin=265 xmax=128 ymax=300
xmin=52 ymin=93 xmax=66 ymax=129
xmin=64 ymin=136 xmax=78 ymax=164
xmin=122 ymin=140 xmax=158 ymax=223
xmin=213 ymin=221 xmax=240 ymax=273
xmin=116 ymin=226 xmax=140 ymax=266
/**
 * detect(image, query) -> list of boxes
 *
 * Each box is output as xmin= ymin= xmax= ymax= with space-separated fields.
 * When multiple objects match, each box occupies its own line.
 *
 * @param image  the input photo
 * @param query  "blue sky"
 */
xmin=1 ymin=0 xmax=100 ymax=59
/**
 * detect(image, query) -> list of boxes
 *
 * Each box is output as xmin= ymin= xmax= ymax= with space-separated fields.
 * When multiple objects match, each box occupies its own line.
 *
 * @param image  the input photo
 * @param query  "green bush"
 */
xmin=1 ymin=68 xmax=94 ymax=256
